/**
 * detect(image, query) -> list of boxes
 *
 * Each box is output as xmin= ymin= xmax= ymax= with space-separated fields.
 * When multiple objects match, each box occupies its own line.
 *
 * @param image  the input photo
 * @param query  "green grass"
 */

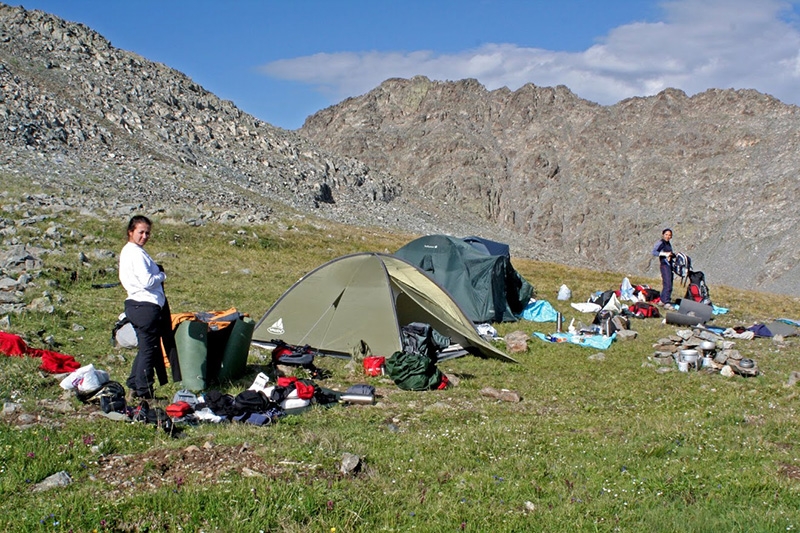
xmin=1 ymin=203 xmax=800 ymax=532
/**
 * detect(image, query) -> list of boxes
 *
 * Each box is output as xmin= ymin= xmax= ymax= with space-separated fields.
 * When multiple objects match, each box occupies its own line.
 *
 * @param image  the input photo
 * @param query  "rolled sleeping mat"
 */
xmin=675 ymin=299 xmax=713 ymax=323
xmin=665 ymin=311 xmax=704 ymax=326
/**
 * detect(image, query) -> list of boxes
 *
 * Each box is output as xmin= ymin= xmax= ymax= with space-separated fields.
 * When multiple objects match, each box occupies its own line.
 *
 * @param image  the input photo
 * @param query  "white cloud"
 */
xmin=258 ymin=0 xmax=800 ymax=107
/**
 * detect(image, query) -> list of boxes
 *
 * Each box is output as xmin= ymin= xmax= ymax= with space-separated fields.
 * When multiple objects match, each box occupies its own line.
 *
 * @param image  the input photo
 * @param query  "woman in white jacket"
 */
xmin=119 ymin=215 xmax=172 ymax=399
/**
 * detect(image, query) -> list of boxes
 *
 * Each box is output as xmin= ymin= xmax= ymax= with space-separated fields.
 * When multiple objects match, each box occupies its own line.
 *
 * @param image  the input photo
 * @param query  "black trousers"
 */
xmin=125 ymin=299 xmax=172 ymax=396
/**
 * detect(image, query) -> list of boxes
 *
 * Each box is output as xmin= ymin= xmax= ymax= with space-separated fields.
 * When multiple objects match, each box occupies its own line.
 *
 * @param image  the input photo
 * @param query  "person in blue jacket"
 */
xmin=651 ymin=228 xmax=675 ymax=308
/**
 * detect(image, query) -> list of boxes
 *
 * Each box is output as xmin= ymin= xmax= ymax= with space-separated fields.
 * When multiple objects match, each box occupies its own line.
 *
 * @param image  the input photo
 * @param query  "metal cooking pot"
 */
xmin=739 ymin=358 xmax=755 ymax=369
xmin=699 ymin=340 xmax=716 ymax=351
xmin=680 ymin=349 xmax=699 ymax=365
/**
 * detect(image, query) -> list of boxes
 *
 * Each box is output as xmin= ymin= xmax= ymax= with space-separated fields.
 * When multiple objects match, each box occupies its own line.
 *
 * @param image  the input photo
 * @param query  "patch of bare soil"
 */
xmin=779 ymin=463 xmax=800 ymax=481
xmin=92 ymin=443 xmax=291 ymax=496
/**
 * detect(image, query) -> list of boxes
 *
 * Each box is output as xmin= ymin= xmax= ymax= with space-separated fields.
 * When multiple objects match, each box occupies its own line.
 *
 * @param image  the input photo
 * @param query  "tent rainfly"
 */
xmin=251 ymin=253 xmax=515 ymax=363
xmin=462 ymin=235 xmax=511 ymax=258
xmin=394 ymin=234 xmax=534 ymax=323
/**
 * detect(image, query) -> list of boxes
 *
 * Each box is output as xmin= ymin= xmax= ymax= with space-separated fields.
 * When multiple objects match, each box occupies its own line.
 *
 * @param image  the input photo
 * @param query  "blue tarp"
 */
xmin=519 ymin=300 xmax=558 ymax=322
xmin=533 ymin=331 xmax=616 ymax=349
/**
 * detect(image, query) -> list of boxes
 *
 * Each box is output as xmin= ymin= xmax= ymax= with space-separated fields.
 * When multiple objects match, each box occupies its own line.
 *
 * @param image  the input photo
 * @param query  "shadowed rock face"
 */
xmin=0 ymin=3 xmax=798 ymax=296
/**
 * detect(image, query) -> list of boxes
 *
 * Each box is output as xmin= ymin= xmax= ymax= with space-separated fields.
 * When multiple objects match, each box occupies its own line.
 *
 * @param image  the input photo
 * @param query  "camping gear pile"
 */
xmin=652 ymin=326 xmax=759 ymax=376
xmin=544 ymin=275 xmax=718 ymax=349
xmin=73 ymin=349 xmax=353 ymax=432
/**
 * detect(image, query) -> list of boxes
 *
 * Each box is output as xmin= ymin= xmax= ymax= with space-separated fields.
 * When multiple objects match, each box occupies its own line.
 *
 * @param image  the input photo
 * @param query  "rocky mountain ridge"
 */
xmin=0 ymin=3 xmax=798 ymax=297
xmin=0 ymin=3 xmax=503 ymax=240
xmin=300 ymin=76 xmax=800 ymax=296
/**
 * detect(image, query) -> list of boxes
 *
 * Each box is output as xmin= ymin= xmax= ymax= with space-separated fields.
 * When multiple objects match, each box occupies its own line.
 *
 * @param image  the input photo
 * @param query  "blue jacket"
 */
xmin=651 ymin=239 xmax=673 ymax=265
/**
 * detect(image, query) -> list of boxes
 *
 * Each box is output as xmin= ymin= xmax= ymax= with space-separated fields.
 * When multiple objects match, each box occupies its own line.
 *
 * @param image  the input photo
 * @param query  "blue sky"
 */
xmin=8 ymin=0 xmax=800 ymax=130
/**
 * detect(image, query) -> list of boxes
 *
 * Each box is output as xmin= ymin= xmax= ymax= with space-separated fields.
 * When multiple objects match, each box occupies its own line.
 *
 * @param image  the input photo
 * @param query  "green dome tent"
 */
xmin=395 ymin=235 xmax=534 ymax=323
xmin=251 ymin=253 xmax=516 ymax=363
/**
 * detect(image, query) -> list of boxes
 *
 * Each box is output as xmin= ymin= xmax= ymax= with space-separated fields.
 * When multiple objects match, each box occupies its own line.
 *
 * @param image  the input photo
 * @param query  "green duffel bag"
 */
xmin=384 ymin=350 xmax=443 ymax=391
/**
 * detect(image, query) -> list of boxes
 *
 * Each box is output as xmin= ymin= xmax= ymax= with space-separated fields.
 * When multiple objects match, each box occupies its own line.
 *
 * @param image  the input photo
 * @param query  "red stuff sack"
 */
xmin=165 ymin=401 xmax=194 ymax=418
xmin=363 ymin=356 xmax=386 ymax=377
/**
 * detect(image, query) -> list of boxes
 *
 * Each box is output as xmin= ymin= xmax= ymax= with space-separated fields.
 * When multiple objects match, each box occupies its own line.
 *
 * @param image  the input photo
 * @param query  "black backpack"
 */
xmin=131 ymin=400 xmax=174 ymax=433
xmin=684 ymin=270 xmax=711 ymax=305
xmin=400 ymin=322 xmax=450 ymax=360
xmin=233 ymin=389 xmax=271 ymax=414
xmin=271 ymin=339 xmax=316 ymax=366
xmin=199 ymin=390 xmax=238 ymax=417
xmin=592 ymin=309 xmax=629 ymax=334
xmin=77 ymin=380 xmax=127 ymax=413
xmin=672 ymin=253 xmax=691 ymax=282
xmin=633 ymin=286 xmax=660 ymax=302
xmin=270 ymin=339 xmax=330 ymax=379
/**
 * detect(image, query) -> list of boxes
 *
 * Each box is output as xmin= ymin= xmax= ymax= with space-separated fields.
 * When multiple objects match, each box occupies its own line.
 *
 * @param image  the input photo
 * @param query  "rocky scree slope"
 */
xmin=301 ymin=76 xmax=800 ymax=297
xmin=0 ymin=4 xmax=503 ymax=240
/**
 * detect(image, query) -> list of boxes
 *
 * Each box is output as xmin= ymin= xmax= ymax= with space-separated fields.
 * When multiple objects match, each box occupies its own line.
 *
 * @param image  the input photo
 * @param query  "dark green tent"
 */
xmin=395 ymin=235 xmax=534 ymax=323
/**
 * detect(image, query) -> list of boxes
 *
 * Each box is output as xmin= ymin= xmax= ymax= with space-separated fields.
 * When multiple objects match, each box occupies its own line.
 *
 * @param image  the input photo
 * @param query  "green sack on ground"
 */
xmin=385 ymin=350 xmax=443 ymax=391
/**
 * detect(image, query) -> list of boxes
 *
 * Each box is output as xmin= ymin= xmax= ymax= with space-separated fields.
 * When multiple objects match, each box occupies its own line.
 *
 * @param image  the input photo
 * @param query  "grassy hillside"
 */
xmin=1 ymin=204 xmax=799 ymax=532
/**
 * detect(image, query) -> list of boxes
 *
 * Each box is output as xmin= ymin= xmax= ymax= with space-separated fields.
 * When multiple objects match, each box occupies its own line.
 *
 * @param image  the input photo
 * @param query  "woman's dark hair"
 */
xmin=662 ymin=228 xmax=672 ymax=235
xmin=127 ymin=215 xmax=152 ymax=234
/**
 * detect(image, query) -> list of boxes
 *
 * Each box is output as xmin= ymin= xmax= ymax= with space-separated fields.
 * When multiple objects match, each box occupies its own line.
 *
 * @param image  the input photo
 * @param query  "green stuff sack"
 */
xmin=384 ymin=350 xmax=443 ymax=391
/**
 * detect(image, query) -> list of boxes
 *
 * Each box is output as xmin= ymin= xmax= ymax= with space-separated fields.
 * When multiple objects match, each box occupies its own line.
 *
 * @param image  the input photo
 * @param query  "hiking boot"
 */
xmin=127 ymin=389 xmax=155 ymax=403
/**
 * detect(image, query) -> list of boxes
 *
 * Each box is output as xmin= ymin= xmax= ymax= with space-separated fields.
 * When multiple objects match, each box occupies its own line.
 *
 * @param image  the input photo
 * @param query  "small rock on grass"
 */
xmin=443 ymin=373 xmax=460 ymax=386
xmin=340 ymin=452 xmax=361 ymax=475
xmin=32 ymin=471 xmax=72 ymax=492
xmin=504 ymin=330 xmax=529 ymax=353
xmin=480 ymin=387 xmax=521 ymax=403
xmin=2 ymin=402 xmax=21 ymax=416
